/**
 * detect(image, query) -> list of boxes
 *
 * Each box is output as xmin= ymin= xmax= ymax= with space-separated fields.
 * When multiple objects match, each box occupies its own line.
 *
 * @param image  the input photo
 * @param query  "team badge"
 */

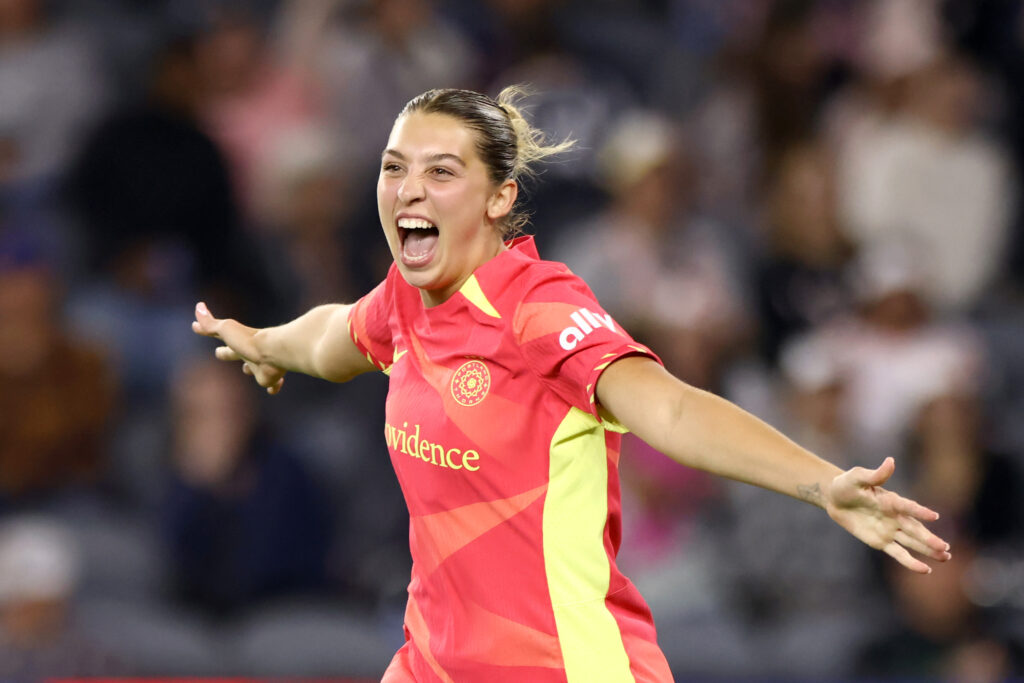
xmin=451 ymin=360 xmax=490 ymax=407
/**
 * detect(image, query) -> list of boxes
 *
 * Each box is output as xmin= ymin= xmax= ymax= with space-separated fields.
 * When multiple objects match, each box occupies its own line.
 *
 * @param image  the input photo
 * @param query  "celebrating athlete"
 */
xmin=193 ymin=87 xmax=951 ymax=682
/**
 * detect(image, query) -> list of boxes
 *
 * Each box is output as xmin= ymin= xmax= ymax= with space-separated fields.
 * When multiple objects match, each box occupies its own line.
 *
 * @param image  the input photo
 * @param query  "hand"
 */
xmin=192 ymin=302 xmax=286 ymax=394
xmin=825 ymin=457 xmax=952 ymax=574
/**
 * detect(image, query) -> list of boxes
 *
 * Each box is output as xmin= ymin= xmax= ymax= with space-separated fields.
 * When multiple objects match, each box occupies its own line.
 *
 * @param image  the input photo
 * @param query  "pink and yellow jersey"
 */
xmin=349 ymin=237 xmax=673 ymax=683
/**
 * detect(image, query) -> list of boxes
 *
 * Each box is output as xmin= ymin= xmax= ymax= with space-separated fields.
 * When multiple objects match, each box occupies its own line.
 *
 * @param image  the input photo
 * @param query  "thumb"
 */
xmin=861 ymin=457 xmax=895 ymax=487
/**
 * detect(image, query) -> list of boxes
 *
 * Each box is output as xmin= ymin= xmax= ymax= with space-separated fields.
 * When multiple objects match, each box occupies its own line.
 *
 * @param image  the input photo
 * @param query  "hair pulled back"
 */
xmin=399 ymin=86 xmax=573 ymax=236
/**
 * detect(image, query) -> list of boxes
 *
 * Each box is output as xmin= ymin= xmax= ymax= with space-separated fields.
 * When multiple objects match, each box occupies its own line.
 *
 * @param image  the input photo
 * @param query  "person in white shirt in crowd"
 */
xmin=827 ymin=0 xmax=1015 ymax=312
xmin=796 ymin=240 xmax=984 ymax=460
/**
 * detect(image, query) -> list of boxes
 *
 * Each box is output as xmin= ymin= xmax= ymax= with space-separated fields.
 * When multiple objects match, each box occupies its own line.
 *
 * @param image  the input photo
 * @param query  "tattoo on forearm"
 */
xmin=797 ymin=483 xmax=824 ymax=506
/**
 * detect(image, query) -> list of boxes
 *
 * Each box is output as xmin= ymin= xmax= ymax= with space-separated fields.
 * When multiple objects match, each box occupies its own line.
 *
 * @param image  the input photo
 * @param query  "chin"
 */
xmin=398 ymin=264 xmax=441 ymax=289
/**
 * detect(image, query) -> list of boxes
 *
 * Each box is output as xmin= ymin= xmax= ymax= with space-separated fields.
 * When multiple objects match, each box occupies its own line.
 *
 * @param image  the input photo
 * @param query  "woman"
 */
xmin=193 ymin=88 xmax=950 ymax=682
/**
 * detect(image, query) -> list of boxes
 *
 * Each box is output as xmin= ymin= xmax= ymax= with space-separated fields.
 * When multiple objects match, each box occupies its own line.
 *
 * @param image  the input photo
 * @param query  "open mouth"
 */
xmin=398 ymin=217 xmax=439 ymax=266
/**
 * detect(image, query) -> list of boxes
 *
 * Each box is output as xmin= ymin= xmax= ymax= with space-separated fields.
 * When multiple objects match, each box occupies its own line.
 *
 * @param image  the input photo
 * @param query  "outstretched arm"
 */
xmin=596 ymin=356 xmax=951 ymax=573
xmin=192 ymin=301 xmax=375 ymax=393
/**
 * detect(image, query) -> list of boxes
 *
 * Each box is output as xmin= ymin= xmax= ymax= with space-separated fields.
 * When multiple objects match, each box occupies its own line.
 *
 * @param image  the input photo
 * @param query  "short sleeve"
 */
xmin=348 ymin=273 xmax=396 ymax=373
xmin=512 ymin=266 xmax=662 ymax=421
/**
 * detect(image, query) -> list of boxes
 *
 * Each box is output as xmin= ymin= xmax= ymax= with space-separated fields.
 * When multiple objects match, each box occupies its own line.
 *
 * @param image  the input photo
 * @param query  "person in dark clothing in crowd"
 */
xmin=161 ymin=356 xmax=334 ymax=618
xmin=64 ymin=31 xmax=274 ymax=324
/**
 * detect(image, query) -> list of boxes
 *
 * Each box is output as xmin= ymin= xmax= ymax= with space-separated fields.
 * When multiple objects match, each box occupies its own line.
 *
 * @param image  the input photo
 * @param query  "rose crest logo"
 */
xmin=451 ymin=360 xmax=490 ymax=407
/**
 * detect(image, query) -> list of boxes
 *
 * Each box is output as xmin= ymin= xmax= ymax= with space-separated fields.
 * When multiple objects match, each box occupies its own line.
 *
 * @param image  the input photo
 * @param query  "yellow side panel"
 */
xmin=544 ymin=407 xmax=634 ymax=682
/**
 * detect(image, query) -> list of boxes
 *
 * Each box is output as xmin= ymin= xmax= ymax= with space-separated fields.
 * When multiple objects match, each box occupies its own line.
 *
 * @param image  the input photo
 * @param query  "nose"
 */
xmin=397 ymin=173 xmax=425 ymax=204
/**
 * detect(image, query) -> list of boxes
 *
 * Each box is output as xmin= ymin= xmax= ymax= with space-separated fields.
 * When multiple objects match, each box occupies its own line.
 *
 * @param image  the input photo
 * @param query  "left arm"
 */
xmin=597 ymin=356 xmax=951 ymax=573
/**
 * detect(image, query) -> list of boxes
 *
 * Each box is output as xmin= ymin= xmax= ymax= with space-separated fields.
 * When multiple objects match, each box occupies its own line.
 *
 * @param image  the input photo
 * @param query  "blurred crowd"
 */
xmin=1 ymin=0 xmax=1023 ymax=679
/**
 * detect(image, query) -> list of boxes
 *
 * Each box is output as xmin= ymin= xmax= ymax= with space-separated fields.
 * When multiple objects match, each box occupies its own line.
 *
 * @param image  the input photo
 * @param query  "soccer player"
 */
xmin=192 ymin=87 xmax=951 ymax=682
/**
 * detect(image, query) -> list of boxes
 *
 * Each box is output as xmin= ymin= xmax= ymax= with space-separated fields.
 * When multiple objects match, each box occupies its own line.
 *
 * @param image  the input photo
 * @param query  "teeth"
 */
xmin=397 ymin=218 xmax=436 ymax=230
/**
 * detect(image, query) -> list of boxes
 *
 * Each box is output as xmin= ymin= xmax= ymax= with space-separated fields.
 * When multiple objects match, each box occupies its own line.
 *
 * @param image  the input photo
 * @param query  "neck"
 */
xmin=419 ymin=236 xmax=508 ymax=308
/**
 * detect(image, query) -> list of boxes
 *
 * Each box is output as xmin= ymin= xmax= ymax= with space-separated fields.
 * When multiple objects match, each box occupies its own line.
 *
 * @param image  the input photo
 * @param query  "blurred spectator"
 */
xmin=710 ymin=333 xmax=878 ymax=678
xmin=486 ymin=43 xmax=635 ymax=201
xmin=903 ymin=389 xmax=1024 ymax=551
xmin=195 ymin=0 xmax=324 ymax=218
xmin=834 ymin=48 xmax=1015 ymax=312
xmin=161 ymin=356 xmax=334 ymax=618
xmin=754 ymin=140 xmax=855 ymax=364
xmin=315 ymin=0 xmax=480 ymax=170
xmin=0 ymin=516 xmax=124 ymax=677
xmin=554 ymin=110 xmax=750 ymax=390
xmin=0 ymin=0 xmax=108 ymax=277
xmin=680 ymin=0 xmax=849 ymax=229
xmin=945 ymin=0 xmax=1024 ymax=292
xmin=747 ymin=0 xmax=839 ymax=176
xmin=673 ymin=0 xmax=841 ymax=223
xmin=803 ymin=240 xmax=984 ymax=457
xmin=0 ymin=237 xmax=115 ymax=506
xmin=251 ymin=124 xmax=375 ymax=310
xmin=482 ymin=37 xmax=636 ymax=247
xmin=615 ymin=433 xmax=723 ymax=625
xmin=858 ymin=537 xmax=1023 ymax=681
xmin=459 ymin=0 xmax=566 ymax=84
xmin=0 ymin=0 xmax=108 ymax=186
xmin=776 ymin=332 xmax=864 ymax=467
xmin=62 ymin=32 xmax=262 ymax=408
xmin=823 ymin=0 xmax=945 ymax=191
xmin=65 ymin=31 xmax=271 ymax=321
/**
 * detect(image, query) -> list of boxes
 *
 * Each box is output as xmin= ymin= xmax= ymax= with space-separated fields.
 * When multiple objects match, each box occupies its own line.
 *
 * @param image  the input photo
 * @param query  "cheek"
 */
xmin=377 ymin=181 xmax=397 ymax=223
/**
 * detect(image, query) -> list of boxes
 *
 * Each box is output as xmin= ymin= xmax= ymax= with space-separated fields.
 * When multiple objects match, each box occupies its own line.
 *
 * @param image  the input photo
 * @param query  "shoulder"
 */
xmin=490 ymin=245 xmax=594 ymax=304
xmin=499 ymin=258 xmax=609 ymax=347
xmin=519 ymin=258 xmax=595 ymax=303
xmin=486 ymin=252 xmax=593 ymax=312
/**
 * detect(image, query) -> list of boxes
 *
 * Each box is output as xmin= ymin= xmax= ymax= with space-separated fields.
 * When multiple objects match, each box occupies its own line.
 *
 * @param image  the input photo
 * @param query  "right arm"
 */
xmin=192 ymin=301 xmax=375 ymax=393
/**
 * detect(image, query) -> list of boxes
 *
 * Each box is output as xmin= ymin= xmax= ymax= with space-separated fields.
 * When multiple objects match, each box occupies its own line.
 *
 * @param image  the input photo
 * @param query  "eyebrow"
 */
xmin=381 ymin=149 xmax=467 ymax=167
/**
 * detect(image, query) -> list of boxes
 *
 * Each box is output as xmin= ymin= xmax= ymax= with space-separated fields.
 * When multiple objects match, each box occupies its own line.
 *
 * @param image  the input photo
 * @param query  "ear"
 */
xmin=486 ymin=179 xmax=518 ymax=222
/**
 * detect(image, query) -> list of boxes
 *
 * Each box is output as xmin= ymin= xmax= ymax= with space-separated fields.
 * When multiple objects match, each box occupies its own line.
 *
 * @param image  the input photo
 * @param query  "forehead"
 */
xmin=383 ymin=112 xmax=480 ymax=161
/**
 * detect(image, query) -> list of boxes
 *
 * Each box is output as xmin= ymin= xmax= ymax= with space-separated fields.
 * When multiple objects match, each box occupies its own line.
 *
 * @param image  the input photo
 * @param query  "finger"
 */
xmin=893 ymin=529 xmax=948 ymax=561
xmin=898 ymin=515 xmax=951 ymax=558
xmin=215 ymin=346 xmax=243 ymax=362
xmin=193 ymin=302 xmax=219 ymax=337
xmin=243 ymin=362 xmax=255 ymax=376
xmin=208 ymin=317 xmax=259 ymax=361
xmin=249 ymin=363 xmax=283 ymax=390
xmin=883 ymin=540 xmax=932 ymax=574
xmin=267 ymin=377 xmax=285 ymax=395
xmin=888 ymin=493 xmax=940 ymax=522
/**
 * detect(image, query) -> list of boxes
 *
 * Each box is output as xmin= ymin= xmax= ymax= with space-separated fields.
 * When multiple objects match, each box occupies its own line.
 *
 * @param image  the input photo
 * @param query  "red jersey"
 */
xmin=349 ymin=237 xmax=673 ymax=682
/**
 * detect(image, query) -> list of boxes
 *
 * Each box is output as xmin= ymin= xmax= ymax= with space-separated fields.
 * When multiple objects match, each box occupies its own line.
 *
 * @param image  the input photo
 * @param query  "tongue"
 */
xmin=404 ymin=230 xmax=438 ymax=259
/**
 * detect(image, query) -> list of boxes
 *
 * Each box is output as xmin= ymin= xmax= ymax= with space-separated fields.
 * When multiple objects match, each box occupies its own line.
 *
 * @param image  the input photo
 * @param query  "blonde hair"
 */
xmin=400 ymin=86 xmax=574 ymax=236
xmin=495 ymin=85 xmax=575 ymax=181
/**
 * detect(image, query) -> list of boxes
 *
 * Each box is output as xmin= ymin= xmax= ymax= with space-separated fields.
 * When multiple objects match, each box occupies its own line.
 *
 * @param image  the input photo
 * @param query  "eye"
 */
xmin=381 ymin=162 xmax=403 ymax=173
xmin=430 ymin=166 xmax=454 ymax=177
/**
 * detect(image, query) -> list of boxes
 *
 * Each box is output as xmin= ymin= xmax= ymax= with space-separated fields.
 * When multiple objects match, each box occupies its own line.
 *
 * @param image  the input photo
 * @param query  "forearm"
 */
xmin=255 ymin=303 xmax=360 ymax=381
xmin=657 ymin=384 xmax=842 ymax=506
xmin=599 ymin=358 xmax=842 ymax=507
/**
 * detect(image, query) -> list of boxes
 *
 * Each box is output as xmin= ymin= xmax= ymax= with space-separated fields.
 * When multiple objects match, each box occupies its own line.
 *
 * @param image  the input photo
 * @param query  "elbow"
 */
xmin=311 ymin=337 xmax=338 ymax=382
